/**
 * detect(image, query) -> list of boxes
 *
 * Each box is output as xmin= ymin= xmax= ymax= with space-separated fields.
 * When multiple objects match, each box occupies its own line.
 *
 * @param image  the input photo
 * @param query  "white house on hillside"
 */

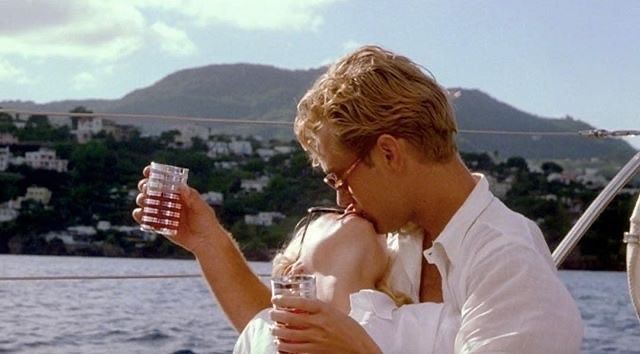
xmin=577 ymin=169 xmax=608 ymax=189
xmin=256 ymin=148 xmax=276 ymax=160
xmin=245 ymin=212 xmax=286 ymax=226
xmin=273 ymin=146 xmax=294 ymax=154
xmin=0 ymin=147 xmax=10 ymax=171
xmin=0 ymin=133 xmax=18 ymax=145
xmin=201 ymin=191 xmax=224 ymax=206
xmin=241 ymin=176 xmax=270 ymax=193
xmin=228 ymin=140 xmax=253 ymax=156
xmin=173 ymin=124 xmax=209 ymax=149
xmin=5 ymin=186 xmax=53 ymax=210
xmin=0 ymin=205 xmax=18 ymax=223
xmin=24 ymin=186 xmax=52 ymax=205
xmin=75 ymin=116 xmax=104 ymax=143
xmin=207 ymin=141 xmax=230 ymax=158
xmin=25 ymin=148 xmax=68 ymax=172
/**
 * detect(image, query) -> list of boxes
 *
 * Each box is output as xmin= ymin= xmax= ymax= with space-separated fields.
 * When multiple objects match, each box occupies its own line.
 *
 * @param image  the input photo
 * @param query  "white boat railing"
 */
xmin=624 ymin=193 xmax=640 ymax=320
xmin=551 ymin=149 xmax=640 ymax=321
xmin=552 ymin=151 xmax=640 ymax=266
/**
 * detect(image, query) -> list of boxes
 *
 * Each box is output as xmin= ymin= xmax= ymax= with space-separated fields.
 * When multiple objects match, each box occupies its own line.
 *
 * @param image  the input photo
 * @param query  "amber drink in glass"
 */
xmin=140 ymin=162 xmax=189 ymax=237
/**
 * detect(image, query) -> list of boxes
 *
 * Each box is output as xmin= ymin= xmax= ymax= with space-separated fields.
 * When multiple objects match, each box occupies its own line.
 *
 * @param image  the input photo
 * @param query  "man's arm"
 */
xmin=191 ymin=228 xmax=271 ymax=332
xmin=133 ymin=170 xmax=270 ymax=331
xmin=456 ymin=242 xmax=583 ymax=353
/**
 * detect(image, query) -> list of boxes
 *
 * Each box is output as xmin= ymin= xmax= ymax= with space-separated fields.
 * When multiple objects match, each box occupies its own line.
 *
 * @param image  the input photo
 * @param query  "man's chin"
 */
xmin=344 ymin=206 xmax=379 ymax=228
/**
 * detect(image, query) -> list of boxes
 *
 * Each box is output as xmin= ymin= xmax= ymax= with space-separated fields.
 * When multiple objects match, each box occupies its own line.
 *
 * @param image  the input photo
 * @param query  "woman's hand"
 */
xmin=270 ymin=295 xmax=382 ymax=354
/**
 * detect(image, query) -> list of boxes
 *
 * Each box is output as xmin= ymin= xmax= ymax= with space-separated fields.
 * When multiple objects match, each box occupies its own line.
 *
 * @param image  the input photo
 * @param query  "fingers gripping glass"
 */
xmin=323 ymin=158 xmax=362 ymax=190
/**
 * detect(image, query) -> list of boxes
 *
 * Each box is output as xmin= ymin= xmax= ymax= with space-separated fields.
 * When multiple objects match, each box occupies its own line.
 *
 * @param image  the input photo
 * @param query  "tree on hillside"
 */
xmin=27 ymin=114 xmax=50 ymax=128
xmin=542 ymin=161 xmax=564 ymax=175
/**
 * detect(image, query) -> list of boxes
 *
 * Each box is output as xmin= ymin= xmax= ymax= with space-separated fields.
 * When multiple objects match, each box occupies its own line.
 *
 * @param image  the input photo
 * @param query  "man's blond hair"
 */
xmin=295 ymin=45 xmax=458 ymax=166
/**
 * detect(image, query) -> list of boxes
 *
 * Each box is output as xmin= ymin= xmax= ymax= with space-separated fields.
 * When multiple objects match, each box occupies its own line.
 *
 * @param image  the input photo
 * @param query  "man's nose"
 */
xmin=336 ymin=187 xmax=354 ymax=208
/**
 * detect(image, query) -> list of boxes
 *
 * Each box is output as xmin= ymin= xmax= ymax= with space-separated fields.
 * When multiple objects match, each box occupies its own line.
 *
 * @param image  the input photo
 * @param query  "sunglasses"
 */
xmin=291 ymin=206 xmax=345 ymax=262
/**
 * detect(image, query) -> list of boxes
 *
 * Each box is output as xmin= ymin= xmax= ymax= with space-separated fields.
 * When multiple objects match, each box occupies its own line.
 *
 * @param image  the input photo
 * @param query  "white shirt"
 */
xmin=349 ymin=174 xmax=584 ymax=353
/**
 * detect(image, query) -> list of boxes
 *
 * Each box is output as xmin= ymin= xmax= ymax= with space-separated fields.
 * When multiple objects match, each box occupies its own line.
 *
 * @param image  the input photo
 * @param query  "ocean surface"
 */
xmin=1 ymin=255 xmax=639 ymax=354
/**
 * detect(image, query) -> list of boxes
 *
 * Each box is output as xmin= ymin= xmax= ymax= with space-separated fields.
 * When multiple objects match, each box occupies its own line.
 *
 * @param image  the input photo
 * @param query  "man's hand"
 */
xmin=132 ymin=165 xmax=226 ymax=255
xmin=270 ymin=295 xmax=382 ymax=354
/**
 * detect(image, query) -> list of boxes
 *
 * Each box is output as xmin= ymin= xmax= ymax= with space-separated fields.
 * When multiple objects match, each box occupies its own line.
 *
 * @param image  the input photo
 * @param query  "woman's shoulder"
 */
xmin=305 ymin=213 xmax=388 ymax=275
xmin=309 ymin=214 xmax=385 ymax=252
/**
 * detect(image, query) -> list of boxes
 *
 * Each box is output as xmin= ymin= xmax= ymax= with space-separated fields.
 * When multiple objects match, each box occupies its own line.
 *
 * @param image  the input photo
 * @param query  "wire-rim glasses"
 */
xmin=323 ymin=157 xmax=362 ymax=190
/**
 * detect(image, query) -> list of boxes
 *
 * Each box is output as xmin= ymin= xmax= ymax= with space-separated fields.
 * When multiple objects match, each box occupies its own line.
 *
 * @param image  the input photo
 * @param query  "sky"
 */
xmin=0 ymin=0 xmax=638 ymax=148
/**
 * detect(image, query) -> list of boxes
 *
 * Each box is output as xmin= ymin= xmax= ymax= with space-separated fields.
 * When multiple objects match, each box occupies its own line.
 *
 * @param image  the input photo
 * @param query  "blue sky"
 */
xmin=0 ymin=0 xmax=638 ymax=148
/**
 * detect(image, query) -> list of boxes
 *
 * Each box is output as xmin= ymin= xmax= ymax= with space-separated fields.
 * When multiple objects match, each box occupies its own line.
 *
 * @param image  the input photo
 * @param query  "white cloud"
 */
xmin=72 ymin=72 xmax=97 ymax=90
xmin=342 ymin=40 xmax=362 ymax=52
xmin=0 ymin=59 xmax=31 ymax=84
xmin=135 ymin=0 xmax=342 ymax=31
xmin=0 ymin=1 xmax=146 ymax=61
xmin=0 ymin=0 xmax=342 ymax=62
xmin=150 ymin=22 xmax=197 ymax=57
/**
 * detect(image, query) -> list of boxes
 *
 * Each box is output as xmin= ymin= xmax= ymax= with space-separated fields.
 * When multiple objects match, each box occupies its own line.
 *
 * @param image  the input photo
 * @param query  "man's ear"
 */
xmin=375 ymin=134 xmax=404 ymax=171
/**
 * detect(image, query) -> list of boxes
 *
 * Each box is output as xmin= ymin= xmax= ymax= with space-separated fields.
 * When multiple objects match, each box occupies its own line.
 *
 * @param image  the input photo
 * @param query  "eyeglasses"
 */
xmin=323 ymin=157 xmax=362 ymax=190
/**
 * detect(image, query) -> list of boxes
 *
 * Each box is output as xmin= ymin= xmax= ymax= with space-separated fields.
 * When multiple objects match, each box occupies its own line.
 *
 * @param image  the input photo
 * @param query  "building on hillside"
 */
xmin=547 ymin=172 xmax=571 ymax=185
xmin=24 ymin=148 xmax=68 ymax=172
xmin=103 ymin=120 xmax=137 ymax=141
xmin=0 ymin=133 xmax=18 ymax=145
xmin=12 ymin=117 xmax=26 ymax=129
xmin=67 ymin=226 xmax=98 ymax=243
xmin=214 ymin=161 xmax=238 ymax=169
xmin=48 ymin=116 xmax=73 ymax=128
xmin=485 ymin=174 xmax=511 ymax=199
xmin=0 ymin=205 xmax=18 ymax=223
xmin=256 ymin=148 xmax=276 ymax=160
xmin=44 ymin=232 xmax=76 ymax=245
xmin=577 ymin=170 xmax=608 ymax=189
xmin=75 ymin=116 xmax=104 ymax=143
xmin=24 ymin=186 xmax=52 ymax=205
xmin=97 ymin=220 xmax=111 ymax=231
xmin=201 ymin=191 xmax=224 ymax=206
xmin=0 ymin=147 xmax=10 ymax=171
xmin=245 ymin=212 xmax=286 ymax=226
xmin=207 ymin=141 xmax=230 ymax=158
xmin=228 ymin=139 xmax=253 ymax=156
xmin=173 ymin=124 xmax=209 ymax=149
xmin=6 ymin=186 xmax=53 ymax=210
xmin=241 ymin=176 xmax=270 ymax=193
xmin=273 ymin=146 xmax=294 ymax=155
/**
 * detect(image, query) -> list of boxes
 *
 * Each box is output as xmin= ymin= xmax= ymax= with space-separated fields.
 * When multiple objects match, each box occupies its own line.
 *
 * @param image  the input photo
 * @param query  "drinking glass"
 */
xmin=140 ymin=162 xmax=189 ymax=237
xmin=271 ymin=274 xmax=316 ymax=299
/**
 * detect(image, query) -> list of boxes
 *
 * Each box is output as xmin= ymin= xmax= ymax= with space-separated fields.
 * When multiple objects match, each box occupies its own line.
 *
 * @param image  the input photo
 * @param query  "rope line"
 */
xmin=0 ymin=108 xmax=292 ymax=126
xmin=3 ymin=108 xmax=637 ymax=137
xmin=0 ymin=273 xmax=272 ymax=281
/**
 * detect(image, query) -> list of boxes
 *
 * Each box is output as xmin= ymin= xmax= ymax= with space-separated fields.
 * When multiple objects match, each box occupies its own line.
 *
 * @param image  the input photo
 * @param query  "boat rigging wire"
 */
xmin=0 ymin=274 xmax=271 ymax=281
xmin=2 ymin=108 xmax=639 ymax=137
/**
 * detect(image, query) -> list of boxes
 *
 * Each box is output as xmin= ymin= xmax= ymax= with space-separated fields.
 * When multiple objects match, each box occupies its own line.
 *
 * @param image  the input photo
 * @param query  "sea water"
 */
xmin=0 ymin=255 xmax=638 ymax=354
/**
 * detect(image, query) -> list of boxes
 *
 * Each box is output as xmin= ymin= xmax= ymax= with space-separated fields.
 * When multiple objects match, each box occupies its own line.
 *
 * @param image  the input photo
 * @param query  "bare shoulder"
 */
xmin=304 ymin=214 xmax=388 ymax=280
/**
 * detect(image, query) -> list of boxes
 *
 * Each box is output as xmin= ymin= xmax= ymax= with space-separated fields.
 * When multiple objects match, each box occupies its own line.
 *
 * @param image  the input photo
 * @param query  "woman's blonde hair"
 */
xmin=295 ymin=45 xmax=458 ymax=166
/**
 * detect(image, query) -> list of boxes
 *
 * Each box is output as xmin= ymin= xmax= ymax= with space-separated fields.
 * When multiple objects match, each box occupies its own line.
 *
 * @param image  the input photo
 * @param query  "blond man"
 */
xmin=269 ymin=45 xmax=583 ymax=353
